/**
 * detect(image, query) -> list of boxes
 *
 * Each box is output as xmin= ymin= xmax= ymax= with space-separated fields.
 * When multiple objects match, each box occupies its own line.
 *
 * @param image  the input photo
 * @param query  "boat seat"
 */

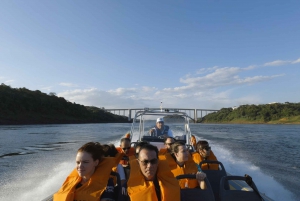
xmin=199 ymin=160 xmax=227 ymax=201
xmin=174 ymin=134 xmax=187 ymax=144
xmin=176 ymin=174 xmax=215 ymax=201
xmin=219 ymin=176 xmax=263 ymax=201
xmin=109 ymin=171 xmax=123 ymax=201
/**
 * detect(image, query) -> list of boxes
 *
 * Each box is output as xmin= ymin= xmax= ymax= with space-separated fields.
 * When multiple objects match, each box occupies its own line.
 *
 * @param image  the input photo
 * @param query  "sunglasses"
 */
xmin=138 ymin=158 xmax=158 ymax=166
xmin=122 ymin=147 xmax=131 ymax=151
xmin=165 ymin=143 xmax=174 ymax=146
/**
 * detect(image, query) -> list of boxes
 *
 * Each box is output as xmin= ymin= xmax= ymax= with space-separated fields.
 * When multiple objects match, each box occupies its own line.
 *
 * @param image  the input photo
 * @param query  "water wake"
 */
xmin=0 ymin=160 xmax=74 ymax=201
xmin=212 ymin=143 xmax=296 ymax=201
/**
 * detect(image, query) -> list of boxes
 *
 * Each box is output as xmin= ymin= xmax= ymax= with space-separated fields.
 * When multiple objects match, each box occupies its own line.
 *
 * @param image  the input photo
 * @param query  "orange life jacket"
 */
xmin=164 ymin=153 xmax=199 ymax=189
xmin=116 ymin=147 xmax=135 ymax=166
xmin=192 ymin=151 xmax=219 ymax=170
xmin=158 ymin=154 xmax=166 ymax=161
xmin=111 ymin=152 xmax=125 ymax=171
xmin=158 ymin=148 xmax=168 ymax=155
xmin=53 ymin=157 xmax=115 ymax=201
xmin=129 ymin=154 xmax=136 ymax=161
xmin=127 ymin=158 xmax=180 ymax=201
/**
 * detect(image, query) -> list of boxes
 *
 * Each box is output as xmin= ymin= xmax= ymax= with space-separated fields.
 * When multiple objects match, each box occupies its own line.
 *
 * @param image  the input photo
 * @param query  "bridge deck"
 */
xmin=105 ymin=108 xmax=219 ymax=122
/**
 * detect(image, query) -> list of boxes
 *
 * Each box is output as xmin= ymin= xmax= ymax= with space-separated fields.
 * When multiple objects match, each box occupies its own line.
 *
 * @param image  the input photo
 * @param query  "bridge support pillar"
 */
xmin=194 ymin=109 xmax=197 ymax=123
xmin=128 ymin=109 xmax=132 ymax=122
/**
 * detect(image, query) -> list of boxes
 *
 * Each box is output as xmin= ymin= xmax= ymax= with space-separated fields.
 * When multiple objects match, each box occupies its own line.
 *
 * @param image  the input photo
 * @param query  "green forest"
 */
xmin=199 ymin=102 xmax=300 ymax=124
xmin=0 ymin=84 xmax=129 ymax=125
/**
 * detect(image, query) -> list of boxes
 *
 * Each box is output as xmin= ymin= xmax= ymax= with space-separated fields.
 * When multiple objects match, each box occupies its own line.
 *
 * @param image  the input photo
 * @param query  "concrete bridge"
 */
xmin=105 ymin=108 xmax=219 ymax=122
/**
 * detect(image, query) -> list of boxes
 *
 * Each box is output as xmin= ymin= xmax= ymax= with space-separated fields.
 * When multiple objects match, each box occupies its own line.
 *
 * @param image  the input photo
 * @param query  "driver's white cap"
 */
xmin=156 ymin=117 xmax=164 ymax=123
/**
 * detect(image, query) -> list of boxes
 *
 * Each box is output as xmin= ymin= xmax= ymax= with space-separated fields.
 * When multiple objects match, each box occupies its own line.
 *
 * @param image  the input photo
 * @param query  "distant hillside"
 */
xmin=0 ymin=84 xmax=129 ymax=125
xmin=199 ymin=103 xmax=300 ymax=124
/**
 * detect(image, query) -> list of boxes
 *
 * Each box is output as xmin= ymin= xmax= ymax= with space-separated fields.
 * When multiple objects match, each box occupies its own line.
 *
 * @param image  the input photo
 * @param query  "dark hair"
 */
xmin=135 ymin=141 xmax=149 ymax=149
xmin=138 ymin=144 xmax=158 ymax=158
xmin=196 ymin=140 xmax=209 ymax=151
xmin=103 ymin=144 xmax=119 ymax=157
xmin=135 ymin=141 xmax=149 ymax=157
xmin=78 ymin=142 xmax=104 ymax=161
xmin=170 ymin=141 xmax=185 ymax=154
xmin=164 ymin=137 xmax=176 ymax=144
xmin=120 ymin=138 xmax=131 ymax=144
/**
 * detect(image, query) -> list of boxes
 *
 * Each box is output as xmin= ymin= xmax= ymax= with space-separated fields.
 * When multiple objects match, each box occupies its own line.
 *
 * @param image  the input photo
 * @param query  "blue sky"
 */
xmin=0 ymin=0 xmax=299 ymax=109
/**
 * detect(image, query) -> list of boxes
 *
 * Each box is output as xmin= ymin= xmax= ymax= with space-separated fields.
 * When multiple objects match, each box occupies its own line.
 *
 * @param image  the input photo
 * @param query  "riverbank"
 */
xmin=201 ymin=115 xmax=300 ymax=124
xmin=199 ymin=103 xmax=300 ymax=124
xmin=0 ymin=84 xmax=129 ymax=125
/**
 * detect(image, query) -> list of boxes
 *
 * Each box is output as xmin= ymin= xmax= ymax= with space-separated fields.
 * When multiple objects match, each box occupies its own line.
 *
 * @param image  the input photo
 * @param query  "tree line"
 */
xmin=0 ymin=84 xmax=129 ymax=125
xmin=199 ymin=102 xmax=300 ymax=124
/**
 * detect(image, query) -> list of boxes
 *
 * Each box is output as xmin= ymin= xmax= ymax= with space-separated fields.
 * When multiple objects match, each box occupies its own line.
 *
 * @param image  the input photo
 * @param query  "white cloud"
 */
xmin=4 ymin=79 xmax=15 ymax=84
xmin=292 ymin=58 xmax=300 ymax=64
xmin=57 ymin=88 xmax=155 ymax=108
xmin=165 ymin=66 xmax=280 ymax=94
xmin=173 ymin=93 xmax=189 ymax=98
xmin=237 ymin=74 xmax=284 ymax=84
xmin=56 ymin=57 xmax=299 ymax=109
xmin=56 ymin=67 xmax=281 ymax=109
xmin=264 ymin=60 xmax=290 ymax=66
xmin=235 ymin=95 xmax=263 ymax=106
xmin=263 ymin=58 xmax=300 ymax=66
xmin=40 ymin=86 xmax=53 ymax=91
xmin=59 ymin=82 xmax=78 ymax=87
xmin=108 ymin=88 xmax=137 ymax=96
xmin=196 ymin=66 xmax=219 ymax=74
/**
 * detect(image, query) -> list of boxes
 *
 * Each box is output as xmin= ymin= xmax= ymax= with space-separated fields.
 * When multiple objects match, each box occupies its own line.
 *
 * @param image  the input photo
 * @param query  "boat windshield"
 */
xmin=130 ymin=109 xmax=193 ymax=148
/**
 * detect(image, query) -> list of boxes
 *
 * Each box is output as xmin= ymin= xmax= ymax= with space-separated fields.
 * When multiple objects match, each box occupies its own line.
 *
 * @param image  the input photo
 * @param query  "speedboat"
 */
xmin=129 ymin=108 xmax=274 ymax=201
xmin=42 ymin=108 xmax=274 ymax=201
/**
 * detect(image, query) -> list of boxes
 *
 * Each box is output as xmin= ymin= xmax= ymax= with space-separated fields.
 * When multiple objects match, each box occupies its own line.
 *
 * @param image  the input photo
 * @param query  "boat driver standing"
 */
xmin=149 ymin=117 xmax=174 ymax=138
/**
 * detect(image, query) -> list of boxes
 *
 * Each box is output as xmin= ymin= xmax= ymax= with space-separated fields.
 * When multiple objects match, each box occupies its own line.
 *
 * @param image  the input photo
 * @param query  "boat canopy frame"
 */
xmin=129 ymin=108 xmax=193 ymax=144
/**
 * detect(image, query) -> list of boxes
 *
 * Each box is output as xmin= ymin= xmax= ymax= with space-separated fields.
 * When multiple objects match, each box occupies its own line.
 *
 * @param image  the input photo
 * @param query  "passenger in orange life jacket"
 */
xmin=116 ymin=138 xmax=135 ymax=167
xmin=159 ymin=137 xmax=175 ymax=155
xmin=116 ymin=138 xmax=135 ymax=180
xmin=168 ymin=141 xmax=207 ymax=189
xmin=149 ymin=117 xmax=174 ymax=138
xmin=53 ymin=142 xmax=116 ymax=201
xmin=194 ymin=140 xmax=219 ymax=170
xmin=127 ymin=144 xmax=180 ymax=201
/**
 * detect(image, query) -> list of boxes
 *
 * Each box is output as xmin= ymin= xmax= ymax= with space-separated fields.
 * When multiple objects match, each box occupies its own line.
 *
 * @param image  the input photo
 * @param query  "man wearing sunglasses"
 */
xmin=127 ymin=144 xmax=180 ymax=201
xmin=192 ymin=140 xmax=219 ymax=170
xmin=116 ymin=138 xmax=136 ymax=179
xmin=149 ymin=117 xmax=174 ymax=138
xmin=159 ymin=137 xmax=175 ymax=155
